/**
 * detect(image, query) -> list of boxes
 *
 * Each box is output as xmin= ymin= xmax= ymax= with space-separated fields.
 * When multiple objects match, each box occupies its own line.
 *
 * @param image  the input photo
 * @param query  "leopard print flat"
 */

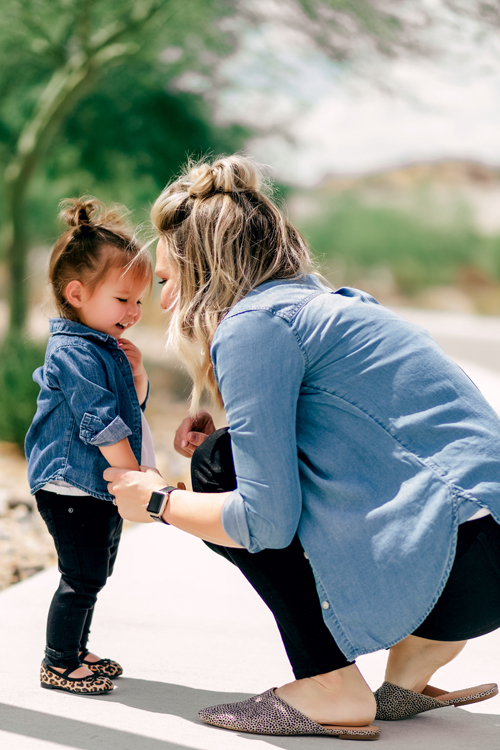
xmin=199 ymin=688 xmax=380 ymax=740
xmin=40 ymin=662 xmax=114 ymax=694
xmin=374 ymin=681 xmax=498 ymax=721
xmin=81 ymin=651 xmax=123 ymax=678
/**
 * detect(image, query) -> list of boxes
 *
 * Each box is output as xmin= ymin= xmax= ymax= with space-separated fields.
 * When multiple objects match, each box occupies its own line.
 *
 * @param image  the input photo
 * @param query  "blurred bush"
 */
xmin=0 ymin=336 xmax=44 ymax=448
xmin=293 ymin=189 xmax=500 ymax=300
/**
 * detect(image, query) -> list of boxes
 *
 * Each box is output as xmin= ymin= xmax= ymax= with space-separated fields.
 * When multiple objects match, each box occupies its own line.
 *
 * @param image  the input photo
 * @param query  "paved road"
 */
xmin=2 ymin=522 xmax=500 ymax=750
xmin=2 ymin=308 xmax=500 ymax=749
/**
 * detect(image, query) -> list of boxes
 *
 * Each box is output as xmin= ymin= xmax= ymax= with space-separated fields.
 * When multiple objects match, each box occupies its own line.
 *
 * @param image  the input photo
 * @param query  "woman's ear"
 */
xmin=64 ymin=280 xmax=85 ymax=308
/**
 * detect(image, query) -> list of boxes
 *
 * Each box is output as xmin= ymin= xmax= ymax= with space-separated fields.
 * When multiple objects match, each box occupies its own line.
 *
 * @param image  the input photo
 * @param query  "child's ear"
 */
xmin=65 ymin=280 xmax=85 ymax=308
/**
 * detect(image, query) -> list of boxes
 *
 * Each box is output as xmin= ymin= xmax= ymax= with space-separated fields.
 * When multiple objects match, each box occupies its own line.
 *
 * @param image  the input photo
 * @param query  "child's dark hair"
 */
xmin=49 ymin=197 xmax=152 ymax=321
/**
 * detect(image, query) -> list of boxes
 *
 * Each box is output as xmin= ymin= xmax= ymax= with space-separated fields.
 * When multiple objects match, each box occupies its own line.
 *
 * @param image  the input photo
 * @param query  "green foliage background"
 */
xmin=1 ymin=0 xmax=499 ymax=445
xmin=294 ymin=189 xmax=500 ymax=298
xmin=0 ymin=0 xmax=246 ymax=444
xmin=0 ymin=336 xmax=45 ymax=447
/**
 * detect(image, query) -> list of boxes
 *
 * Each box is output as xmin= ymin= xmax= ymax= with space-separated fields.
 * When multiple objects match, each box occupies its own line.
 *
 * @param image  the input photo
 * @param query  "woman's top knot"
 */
xmin=187 ymin=156 xmax=261 ymax=199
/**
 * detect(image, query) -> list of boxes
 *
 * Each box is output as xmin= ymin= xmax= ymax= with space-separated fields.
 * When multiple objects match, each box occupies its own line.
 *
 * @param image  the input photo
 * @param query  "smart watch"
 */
xmin=146 ymin=486 xmax=177 ymax=524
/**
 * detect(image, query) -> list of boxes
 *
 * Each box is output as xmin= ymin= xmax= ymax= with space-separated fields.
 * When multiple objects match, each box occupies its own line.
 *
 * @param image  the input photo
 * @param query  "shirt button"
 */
xmin=322 ymin=600 xmax=330 ymax=610
xmin=303 ymin=552 xmax=309 ymax=560
xmin=68 ymin=507 xmax=74 ymax=513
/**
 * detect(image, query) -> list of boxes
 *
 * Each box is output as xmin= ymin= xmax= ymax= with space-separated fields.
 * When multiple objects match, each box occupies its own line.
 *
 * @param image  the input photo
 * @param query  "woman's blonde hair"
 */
xmin=151 ymin=155 xmax=314 ymax=409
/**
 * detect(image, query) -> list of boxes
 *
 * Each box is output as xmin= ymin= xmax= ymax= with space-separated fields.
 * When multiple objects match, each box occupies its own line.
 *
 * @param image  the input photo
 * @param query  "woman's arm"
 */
xmin=211 ymin=310 xmax=305 ymax=552
xmin=106 ymin=311 xmax=304 ymax=552
xmin=104 ymin=465 xmax=241 ymax=546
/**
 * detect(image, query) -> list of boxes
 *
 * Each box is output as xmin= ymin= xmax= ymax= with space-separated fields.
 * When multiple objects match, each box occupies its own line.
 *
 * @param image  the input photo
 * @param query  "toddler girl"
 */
xmin=25 ymin=198 xmax=154 ymax=695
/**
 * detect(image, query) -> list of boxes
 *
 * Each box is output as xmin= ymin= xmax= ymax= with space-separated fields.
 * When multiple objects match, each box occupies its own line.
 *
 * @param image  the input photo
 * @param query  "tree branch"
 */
xmin=89 ymin=0 xmax=174 ymax=55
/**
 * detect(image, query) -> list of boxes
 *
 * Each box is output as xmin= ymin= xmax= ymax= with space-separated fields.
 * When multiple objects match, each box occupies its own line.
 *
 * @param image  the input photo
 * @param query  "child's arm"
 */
xmin=118 ymin=338 xmax=148 ymax=406
xmin=100 ymin=437 xmax=139 ymax=470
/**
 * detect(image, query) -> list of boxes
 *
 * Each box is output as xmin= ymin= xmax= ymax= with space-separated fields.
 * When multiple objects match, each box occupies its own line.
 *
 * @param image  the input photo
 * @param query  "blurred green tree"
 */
xmin=0 ymin=0 xmax=236 ymax=334
xmin=2 ymin=0 xmax=434 ymax=448
xmin=2 ymin=0 xmax=494 ymax=335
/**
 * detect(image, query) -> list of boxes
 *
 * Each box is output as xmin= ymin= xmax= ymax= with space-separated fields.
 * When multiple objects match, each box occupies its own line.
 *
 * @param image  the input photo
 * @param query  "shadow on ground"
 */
xmin=2 ymin=678 xmax=499 ymax=750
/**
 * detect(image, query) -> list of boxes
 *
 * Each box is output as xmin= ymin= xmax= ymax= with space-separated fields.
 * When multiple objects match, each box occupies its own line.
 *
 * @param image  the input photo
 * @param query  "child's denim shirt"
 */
xmin=26 ymin=318 xmax=144 ymax=501
xmin=212 ymin=275 xmax=500 ymax=660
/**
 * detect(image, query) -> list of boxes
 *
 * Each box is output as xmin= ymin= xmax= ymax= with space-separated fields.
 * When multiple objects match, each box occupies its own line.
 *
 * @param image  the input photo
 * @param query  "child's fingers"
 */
xmin=118 ymin=338 xmax=140 ymax=353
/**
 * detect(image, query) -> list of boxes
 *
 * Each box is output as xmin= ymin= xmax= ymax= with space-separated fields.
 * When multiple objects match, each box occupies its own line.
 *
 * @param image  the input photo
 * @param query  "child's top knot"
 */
xmin=59 ymin=198 xmax=102 ymax=230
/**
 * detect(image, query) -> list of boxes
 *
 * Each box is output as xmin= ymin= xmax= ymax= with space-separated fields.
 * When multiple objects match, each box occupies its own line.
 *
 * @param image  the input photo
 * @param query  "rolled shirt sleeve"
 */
xmin=79 ymin=413 xmax=131 ymax=446
xmin=46 ymin=345 xmax=132 ymax=447
xmin=212 ymin=310 xmax=305 ymax=553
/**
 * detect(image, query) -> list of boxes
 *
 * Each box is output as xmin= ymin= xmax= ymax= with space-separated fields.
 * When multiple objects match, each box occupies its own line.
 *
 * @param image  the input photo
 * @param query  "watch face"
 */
xmin=147 ymin=491 xmax=165 ymax=515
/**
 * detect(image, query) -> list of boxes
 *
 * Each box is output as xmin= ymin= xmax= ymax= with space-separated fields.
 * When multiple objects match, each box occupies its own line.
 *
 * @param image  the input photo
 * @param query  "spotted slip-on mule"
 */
xmin=199 ymin=687 xmax=380 ymax=740
xmin=80 ymin=649 xmax=123 ymax=678
xmin=40 ymin=662 xmax=114 ymax=695
xmin=374 ymin=681 xmax=499 ymax=721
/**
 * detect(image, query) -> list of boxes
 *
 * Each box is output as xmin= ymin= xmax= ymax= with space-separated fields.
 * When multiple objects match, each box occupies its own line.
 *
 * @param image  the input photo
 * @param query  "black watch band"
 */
xmin=146 ymin=485 xmax=177 ymax=524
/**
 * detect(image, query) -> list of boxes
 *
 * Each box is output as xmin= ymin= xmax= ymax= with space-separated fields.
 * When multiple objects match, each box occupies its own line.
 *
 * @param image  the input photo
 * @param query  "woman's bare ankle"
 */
xmin=275 ymin=664 xmax=376 ymax=726
xmin=385 ymin=635 xmax=467 ymax=693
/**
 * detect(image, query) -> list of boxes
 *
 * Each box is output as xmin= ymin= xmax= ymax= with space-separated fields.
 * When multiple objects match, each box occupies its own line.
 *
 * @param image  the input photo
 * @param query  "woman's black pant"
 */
xmin=192 ymin=428 xmax=500 ymax=678
xmin=36 ymin=489 xmax=122 ymax=671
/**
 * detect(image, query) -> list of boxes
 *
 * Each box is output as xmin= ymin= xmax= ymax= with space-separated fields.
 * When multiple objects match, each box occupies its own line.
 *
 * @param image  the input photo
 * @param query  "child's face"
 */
xmin=76 ymin=266 xmax=148 ymax=339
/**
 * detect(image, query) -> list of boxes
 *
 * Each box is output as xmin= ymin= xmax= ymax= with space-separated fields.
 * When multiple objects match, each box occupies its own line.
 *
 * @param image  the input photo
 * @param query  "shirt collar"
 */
xmin=251 ymin=273 xmax=326 ymax=295
xmin=49 ymin=317 xmax=119 ymax=346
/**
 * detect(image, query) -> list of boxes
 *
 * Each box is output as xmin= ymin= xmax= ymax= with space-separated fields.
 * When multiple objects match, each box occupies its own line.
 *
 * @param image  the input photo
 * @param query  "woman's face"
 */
xmin=155 ymin=237 xmax=180 ymax=311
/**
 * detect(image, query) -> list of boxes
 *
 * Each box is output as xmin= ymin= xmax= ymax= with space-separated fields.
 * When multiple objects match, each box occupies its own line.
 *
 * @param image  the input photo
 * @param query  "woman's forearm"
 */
xmin=103 ymin=466 xmax=242 ymax=547
xmin=165 ymin=489 xmax=243 ymax=547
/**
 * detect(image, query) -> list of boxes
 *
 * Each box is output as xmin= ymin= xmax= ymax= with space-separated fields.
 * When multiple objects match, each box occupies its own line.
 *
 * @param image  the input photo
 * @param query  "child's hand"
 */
xmin=118 ymin=338 xmax=148 ymax=405
xmin=118 ymin=338 xmax=144 ymax=379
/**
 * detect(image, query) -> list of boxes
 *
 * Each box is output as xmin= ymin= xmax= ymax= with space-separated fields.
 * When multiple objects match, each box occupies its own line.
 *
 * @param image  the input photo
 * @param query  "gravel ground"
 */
xmin=0 ymin=442 xmax=56 ymax=590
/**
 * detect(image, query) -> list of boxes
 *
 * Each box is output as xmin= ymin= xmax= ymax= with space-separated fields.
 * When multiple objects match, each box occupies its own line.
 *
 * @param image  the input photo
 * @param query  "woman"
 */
xmin=105 ymin=155 xmax=500 ymax=740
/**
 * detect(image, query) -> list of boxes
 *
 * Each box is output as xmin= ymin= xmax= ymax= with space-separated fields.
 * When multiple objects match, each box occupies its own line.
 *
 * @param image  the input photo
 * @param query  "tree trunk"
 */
xmin=3 ymin=5 xmax=169 ymax=335
xmin=2 ymin=61 xmax=112 ymax=334
xmin=4 ymin=184 xmax=29 ymax=334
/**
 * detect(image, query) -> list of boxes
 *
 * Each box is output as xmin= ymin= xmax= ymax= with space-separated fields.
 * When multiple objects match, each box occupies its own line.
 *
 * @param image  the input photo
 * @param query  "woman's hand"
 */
xmin=174 ymin=410 xmax=216 ymax=457
xmin=104 ymin=465 xmax=240 ymax=547
xmin=104 ymin=465 xmax=166 ymax=523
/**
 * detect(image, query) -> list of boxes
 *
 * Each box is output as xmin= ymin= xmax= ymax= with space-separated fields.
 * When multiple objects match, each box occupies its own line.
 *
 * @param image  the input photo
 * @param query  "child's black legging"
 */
xmin=35 ymin=488 xmax=122 ymax=671
xmin=192 ymin=428 xmax=500 ymax=678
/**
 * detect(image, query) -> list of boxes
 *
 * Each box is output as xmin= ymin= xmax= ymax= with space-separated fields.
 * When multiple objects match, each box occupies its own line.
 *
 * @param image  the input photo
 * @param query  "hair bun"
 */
xmin=188 ymin=164 xmax=215 ymax=199
xmin=59 ymin=197 xmax=103 ymax=229
xmin=188 ymin=156 xmax=261 ymax=199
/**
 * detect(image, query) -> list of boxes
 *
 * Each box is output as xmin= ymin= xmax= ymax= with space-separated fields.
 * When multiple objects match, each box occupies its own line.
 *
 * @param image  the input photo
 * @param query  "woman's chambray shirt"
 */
xmin=25 ymin=318 xmax=143 ymax=501
xmin=214 ymin=275 xmax=500 ymax=661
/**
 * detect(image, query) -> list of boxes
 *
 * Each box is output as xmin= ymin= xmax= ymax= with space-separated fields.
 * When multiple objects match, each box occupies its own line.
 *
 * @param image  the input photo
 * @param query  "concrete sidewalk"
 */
xmin=1 ymin=351 xmax=500 ymax=749
xmin=1 ymin=511 xmax=500 ymax=749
